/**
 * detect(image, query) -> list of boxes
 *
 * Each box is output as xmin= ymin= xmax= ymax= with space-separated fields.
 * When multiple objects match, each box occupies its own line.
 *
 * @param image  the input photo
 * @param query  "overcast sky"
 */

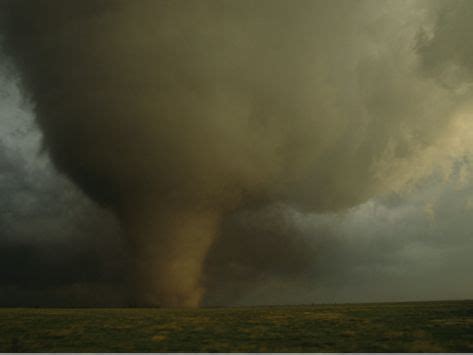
xmin=1 ymin=0 xmax=473 ymax=306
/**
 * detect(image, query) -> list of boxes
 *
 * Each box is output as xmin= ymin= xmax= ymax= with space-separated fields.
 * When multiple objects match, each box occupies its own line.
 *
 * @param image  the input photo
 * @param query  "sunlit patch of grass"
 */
xmin=305 ymin=311 xmax=344 ymax=320
xmin=409 ymin=340 xmax=445 ymax=352
xmin=431 ymin=318 xmax=473 ymax=325
xmin=151 ymin=334 xmax=167 ymax=342
xmin=340 ymin=330 xmax=357 ymax=337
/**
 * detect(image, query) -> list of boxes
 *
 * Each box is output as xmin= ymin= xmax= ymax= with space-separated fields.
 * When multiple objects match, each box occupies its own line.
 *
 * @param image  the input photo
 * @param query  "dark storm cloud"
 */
xmin=203 ymin=204 xmax=321 ymax=305
xmin=0 ymin=65 xmax=126 ymax=306
xmin=1 ymin=0 xmax=473 ymax=307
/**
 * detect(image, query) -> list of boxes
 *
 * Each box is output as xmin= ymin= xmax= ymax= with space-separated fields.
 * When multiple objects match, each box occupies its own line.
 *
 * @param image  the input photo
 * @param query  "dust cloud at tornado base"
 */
xmin=2 ymin=0 xmax=473 ymax=306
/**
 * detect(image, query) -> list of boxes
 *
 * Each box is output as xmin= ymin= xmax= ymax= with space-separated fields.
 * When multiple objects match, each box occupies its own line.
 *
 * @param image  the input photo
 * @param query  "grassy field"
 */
xmin=0 ymin=300 xmax=472 ymax=352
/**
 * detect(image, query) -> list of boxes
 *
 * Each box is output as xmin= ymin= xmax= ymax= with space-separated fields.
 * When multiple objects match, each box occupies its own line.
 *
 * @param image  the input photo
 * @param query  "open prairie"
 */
xmin=0 ymin=300 xmax=472 ymax=352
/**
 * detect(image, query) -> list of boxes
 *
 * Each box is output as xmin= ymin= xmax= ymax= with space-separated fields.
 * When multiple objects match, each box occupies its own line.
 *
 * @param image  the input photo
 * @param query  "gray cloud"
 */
xmin=0 ymin=63 xmax=126 ymax=306
xmin=229 ymin=163 xmax=473 ymax=306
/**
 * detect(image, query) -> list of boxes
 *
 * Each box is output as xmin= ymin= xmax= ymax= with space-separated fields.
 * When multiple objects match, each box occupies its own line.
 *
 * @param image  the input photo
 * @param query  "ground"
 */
xmin=1 ymin=300 xmax=472 ymax=352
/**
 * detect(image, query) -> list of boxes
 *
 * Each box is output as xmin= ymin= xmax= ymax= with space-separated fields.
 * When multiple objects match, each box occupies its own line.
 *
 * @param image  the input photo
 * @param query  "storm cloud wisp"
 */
xmin=2 ymin=0 xmax=473 ymax=306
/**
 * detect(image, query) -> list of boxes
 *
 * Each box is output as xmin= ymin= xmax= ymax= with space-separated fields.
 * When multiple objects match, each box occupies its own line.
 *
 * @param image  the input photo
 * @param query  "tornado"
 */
xmin=1 ymin=0 xmax=469 ymax=306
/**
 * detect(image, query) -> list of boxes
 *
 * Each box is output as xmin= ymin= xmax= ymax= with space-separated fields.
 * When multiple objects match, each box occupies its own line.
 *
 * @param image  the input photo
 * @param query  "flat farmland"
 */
xmin=1 ymin=300 xmax=472 ymax=352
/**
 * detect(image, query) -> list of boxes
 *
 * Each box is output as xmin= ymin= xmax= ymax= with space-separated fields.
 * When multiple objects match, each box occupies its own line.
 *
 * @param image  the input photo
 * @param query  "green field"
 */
xmin=1 ymin=300 xmax=472 ymax=352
